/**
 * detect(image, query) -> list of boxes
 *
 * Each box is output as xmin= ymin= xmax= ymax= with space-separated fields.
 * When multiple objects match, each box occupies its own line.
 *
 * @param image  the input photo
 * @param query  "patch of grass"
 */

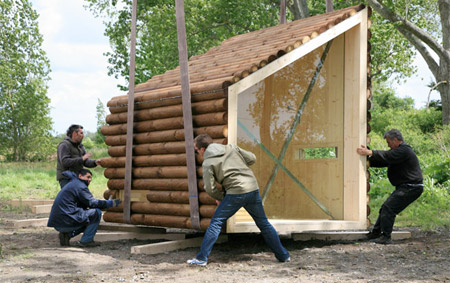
xmin=0 ymin=161 xmax=108 ymax=201
xmin=369 ymin=177 xmax=450 ymax=230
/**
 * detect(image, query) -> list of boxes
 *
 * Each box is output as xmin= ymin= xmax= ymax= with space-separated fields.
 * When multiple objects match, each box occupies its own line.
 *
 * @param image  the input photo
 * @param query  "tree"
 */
xmin=84 ymin=0 xmax=280 ymax=90
xmin=0 ymin=0 xmax=53 ymax=161
xmin=95 ymin=98 xmax=107 ymax=144
xmin=367 ymin=0 xmax=449 ymax=125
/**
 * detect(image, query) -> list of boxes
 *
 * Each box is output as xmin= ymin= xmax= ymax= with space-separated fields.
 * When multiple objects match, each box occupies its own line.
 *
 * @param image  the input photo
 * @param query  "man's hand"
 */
xmin=95 ymin=159 xmax=102 ymax=166
xmin=356 ymin=145 xmax=372 ymax=156
xmin=215 ymin=200 xmax=221 ymax=206
xmin=107 ymin=199 xmax=121 ymax=208
xmin=82 ymin=152 xmax=93 ymax=161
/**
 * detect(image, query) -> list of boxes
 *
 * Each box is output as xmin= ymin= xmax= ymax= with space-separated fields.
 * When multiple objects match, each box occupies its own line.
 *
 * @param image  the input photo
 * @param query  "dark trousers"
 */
xmin=373 ymin=184 xmax=423 ymax=237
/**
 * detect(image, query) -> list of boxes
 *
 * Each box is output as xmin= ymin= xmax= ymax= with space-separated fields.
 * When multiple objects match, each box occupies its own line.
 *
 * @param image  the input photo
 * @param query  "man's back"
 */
xmin=202 ymin=144 xmax=259 ymax=199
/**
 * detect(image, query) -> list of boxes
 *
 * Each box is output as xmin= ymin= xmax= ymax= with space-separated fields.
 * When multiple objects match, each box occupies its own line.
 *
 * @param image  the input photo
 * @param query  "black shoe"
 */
xmin=58 ymin=232 xmax=70 ymax=247
xmin=372 ymin=235 xmax=392 ymax=245
xmin=366 ymin=231 xmax=381 ymax=240
xmin=78 ymin=241 xmax=101 ymax=248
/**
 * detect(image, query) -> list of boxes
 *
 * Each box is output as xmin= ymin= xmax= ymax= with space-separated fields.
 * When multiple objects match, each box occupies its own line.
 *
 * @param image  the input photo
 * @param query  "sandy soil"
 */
xmin=0 ymin=208 xmax=449 ymax=283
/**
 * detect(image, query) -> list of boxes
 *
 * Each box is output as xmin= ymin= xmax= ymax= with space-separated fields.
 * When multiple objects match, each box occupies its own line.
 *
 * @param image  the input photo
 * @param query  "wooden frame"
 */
xmin=227 ymin=8 xmax=368 ymax=234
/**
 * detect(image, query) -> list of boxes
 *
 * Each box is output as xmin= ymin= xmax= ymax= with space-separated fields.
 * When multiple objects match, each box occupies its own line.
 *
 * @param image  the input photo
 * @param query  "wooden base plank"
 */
xmin=131 ymin=235 xmax=228 ymax=255
xmin=292 ymin=230 xmax=411 ymax=241
xmin=98 ymin=221 xmax=167 ymax=234
xmin=32 ymin=204 xmax=53 ymax=214
xmin=8 ymin=199 xmax=53 ymax=208
xmin=5 ymin=218 xmax=49 ymax=228
xmin=72 ymin=231 xmax=185 ymax=242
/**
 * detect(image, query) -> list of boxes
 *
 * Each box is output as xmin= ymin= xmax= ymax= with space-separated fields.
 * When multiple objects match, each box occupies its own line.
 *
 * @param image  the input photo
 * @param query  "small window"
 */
xmin=298 ymin=147 xmax=337 ymax=159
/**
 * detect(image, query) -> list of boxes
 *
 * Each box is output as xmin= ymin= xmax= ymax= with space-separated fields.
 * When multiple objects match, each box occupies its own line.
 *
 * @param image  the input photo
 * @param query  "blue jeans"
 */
xmin=196 ymin=190 xmax=289 ymax=262
xmin=55 ymin=208 xmax=102 ymax=243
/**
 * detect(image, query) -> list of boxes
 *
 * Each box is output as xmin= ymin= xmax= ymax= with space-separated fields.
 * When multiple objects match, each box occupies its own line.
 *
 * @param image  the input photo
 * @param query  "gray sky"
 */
xmin=31 ymin=0 xmax=440 ymax=135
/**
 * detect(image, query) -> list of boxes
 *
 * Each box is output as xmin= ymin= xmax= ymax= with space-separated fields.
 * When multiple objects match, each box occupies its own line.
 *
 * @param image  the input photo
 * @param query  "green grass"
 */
xmin=369 ymin=177 xmax=450 ymax=230
xmin=0 ymin=161 xmax=108 ymax=201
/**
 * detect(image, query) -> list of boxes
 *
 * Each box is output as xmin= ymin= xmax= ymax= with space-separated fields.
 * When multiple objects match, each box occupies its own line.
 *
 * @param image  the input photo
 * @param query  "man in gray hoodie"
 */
xmin=187 ymin=134 xmax=290 ymax=266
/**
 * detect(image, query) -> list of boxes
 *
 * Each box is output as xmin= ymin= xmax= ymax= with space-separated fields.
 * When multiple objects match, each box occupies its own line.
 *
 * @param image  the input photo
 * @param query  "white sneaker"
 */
xmin=187 ymin=258 xmax=207 ymax=266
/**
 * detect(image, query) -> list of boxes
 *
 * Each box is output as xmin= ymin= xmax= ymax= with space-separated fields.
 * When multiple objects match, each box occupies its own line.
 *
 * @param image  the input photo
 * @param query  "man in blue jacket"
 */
xmin=357 ymin=129 xmax=423 ymax=244
xmin=48 ymin=169 xmax=120 ymax=247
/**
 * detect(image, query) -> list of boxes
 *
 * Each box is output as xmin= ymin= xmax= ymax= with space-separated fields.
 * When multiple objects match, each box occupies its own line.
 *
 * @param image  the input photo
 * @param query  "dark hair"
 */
xmin=66 ymin=124 xmax=83 ymax=137
xmin=79 ymin=168 xmax=93 ymax=177
xmin=384 ymin=129 xmax=404 ymax=141
xmin=194 ymin=134 xmax=213 ymax=149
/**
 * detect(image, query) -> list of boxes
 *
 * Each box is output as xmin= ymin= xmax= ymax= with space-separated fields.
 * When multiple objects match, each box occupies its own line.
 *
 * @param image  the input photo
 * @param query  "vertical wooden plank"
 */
xmin=343 ymin=8 xmax=367 ymax=222
xmin=280 ymin=0 xmax=286 ymax=24
xmin=175 ymin=0 xmax=200 ymax=230
xmin=123 ymin=0 xmax=138 ymax=224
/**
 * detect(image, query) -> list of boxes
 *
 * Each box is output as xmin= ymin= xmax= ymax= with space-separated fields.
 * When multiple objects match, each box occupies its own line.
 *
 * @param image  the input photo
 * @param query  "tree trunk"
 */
xmin=438 ymin=58 xmax=450 ymax=124
xmin=287 ymin=0 xmax=309 ymax=20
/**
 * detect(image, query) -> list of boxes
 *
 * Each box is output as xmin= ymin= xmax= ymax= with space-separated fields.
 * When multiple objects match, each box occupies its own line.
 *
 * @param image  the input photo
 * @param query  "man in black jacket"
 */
xmin=48 ymin=169 xmax=120 ymax=247
xmin=56 ymin=124 xmax=102 ymax=188
xmin=357 ymin=129 xmax=423 ymax=244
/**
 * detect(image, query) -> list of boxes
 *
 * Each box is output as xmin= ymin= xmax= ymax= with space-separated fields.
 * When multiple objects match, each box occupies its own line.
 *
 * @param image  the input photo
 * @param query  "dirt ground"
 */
xmin=0 ymin=209 xmax=449 ymax=283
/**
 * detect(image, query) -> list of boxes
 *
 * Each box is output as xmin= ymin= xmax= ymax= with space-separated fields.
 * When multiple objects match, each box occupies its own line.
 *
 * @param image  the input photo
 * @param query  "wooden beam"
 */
xmin=31 ymin=204 xmax=53 ymax=214
xmin=175 ymin=0 xmax=200 ymax=230
xmin=131 ymin=235 xmax=228 ymax=255
xmin=292 ymin=230 xmax=411 ymax=241
xmin=5 ymin=218 xmax=49 ymax=228
xmin=123 ymin=0 xmax=138 ymax=224
xmin=98 ymin=222 xmax=167 ymax=233
xmin=8 ymin=199 xmax=53 ymax=208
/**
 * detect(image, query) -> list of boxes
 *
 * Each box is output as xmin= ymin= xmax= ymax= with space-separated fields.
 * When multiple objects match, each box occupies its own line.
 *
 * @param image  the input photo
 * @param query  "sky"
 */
xmin=31 ymin=0 xmax=441 ymax=135
xmin=31 ymin=0 xmax=125 ymax=135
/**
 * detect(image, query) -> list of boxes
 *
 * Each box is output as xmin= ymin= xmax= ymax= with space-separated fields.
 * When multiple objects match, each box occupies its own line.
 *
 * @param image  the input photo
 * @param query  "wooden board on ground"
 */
xmin=5 ymin=218 xmax=49 ymax=228
xmin=9 ymin=199 xmax=53 ymax=208
xmin=32 ymin=204 xmax=53 ymax=214
xmin=292 ymin=230 xmax=411 ymax=241
xmin=72 ymin=231 xmax=185 ymax=242
xmin=98 ymin=221 xmax=167 ymax=234
xmin=131 ymin=235 xmax=228 ymax=255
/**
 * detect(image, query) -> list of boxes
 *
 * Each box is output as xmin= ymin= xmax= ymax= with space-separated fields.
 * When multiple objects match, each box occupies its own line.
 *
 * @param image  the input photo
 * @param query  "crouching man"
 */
xmin=187 ymin=134 xmax=290 ymax=266
xmin=47 ymin=169 xmax=120 ymax=247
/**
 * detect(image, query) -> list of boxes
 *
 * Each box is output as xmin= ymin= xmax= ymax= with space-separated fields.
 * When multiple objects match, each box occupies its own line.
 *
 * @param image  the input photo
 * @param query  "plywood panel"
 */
xmin=235 ymin=34 xmax=345 ymax=221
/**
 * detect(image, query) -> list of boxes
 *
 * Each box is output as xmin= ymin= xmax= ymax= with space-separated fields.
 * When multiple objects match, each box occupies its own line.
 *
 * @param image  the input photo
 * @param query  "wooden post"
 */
xmin=280 ymin=0 xmax=286 ymax=24
xmin=175 ymin=0 xmax=200 ymax=229
xmin=123 ymin=0 xmax=138 ymax=224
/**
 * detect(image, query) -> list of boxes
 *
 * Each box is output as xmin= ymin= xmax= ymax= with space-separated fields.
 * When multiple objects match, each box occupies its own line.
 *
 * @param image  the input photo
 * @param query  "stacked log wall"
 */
xmin=101 ymin=87 xmax=228 ymax=230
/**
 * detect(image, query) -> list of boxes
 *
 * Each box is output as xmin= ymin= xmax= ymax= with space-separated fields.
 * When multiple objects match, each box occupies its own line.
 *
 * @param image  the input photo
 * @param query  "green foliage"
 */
xmin=95 ymin=98 xmax=107 ymax=145
xmin=368 ymin=81 xmax=449 ymax=229
xmin=0 ymin=0 xmax=53 ymax=161
xmin=84 ymin=0 xmax=280 ymax=90
xmin=0 ymin=161 xmax=108 ymax=201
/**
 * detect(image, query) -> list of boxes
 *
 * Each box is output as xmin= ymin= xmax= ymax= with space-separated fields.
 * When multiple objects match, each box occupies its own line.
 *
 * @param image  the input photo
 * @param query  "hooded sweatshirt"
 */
xmin=202 ymin=143 xmax=259 ymax=201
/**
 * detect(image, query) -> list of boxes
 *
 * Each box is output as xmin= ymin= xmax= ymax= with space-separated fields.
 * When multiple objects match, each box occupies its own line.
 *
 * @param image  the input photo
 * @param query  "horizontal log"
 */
xmin=107 ymin=138 xmax=225 ymax=157
xmin=103 ymin=211 xmax=126 ymax=223
xmin=131 ymin=213 xmax=211 ymax=230
xmin=106 ymin=98 xmax=227 ymax=124
xmin=131 ymin=202 xmax=215 ymax=218
xmin=103 ymin=189 xmax=119 ymax=200
xmin=101 ymin=112 xmax=227 ymax=136
xmin=110 ymin=79 xmax=229 ymax=111
xmin=107 ymin=178 xmax=196 ymax=191
xmin=101 ymin=154 xmax=204 ymax=168
xmin=104 ymin=166 xmax=202 ymax=179
xmin=146 ymin=191 xmax=216 ymax=205
xmin=104 ymin=125 xmax=227 ymax=146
